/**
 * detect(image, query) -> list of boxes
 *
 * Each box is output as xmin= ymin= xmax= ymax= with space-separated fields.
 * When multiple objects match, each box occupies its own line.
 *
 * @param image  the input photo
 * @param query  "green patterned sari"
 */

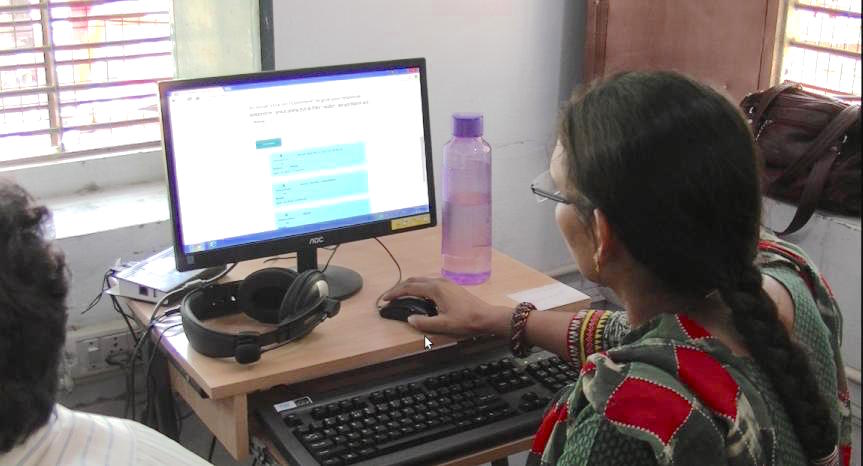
xmin=527 ymin=235 xmax=852 ymax=466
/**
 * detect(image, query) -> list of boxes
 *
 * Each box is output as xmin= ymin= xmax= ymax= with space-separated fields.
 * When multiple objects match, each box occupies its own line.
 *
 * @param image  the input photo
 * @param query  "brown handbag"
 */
xmin=740 ymin=83 xmax=861 ymax=236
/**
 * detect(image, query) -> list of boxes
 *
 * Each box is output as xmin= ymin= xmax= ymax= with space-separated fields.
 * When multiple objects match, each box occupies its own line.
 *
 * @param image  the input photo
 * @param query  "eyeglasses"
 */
xmin=530 ymin=170 xmax=571 ymax=205
xmin=530 ymin=170 xmax=597 ymax=216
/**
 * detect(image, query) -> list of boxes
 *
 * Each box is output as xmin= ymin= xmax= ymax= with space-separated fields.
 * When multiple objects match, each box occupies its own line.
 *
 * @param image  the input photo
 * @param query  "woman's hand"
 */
xmin=382 ymin=277 xmax=512 ymax=337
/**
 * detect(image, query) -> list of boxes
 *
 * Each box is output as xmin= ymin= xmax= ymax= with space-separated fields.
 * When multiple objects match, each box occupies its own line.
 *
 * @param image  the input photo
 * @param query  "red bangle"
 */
xmin=510 ymin=302 xmax=537 ymax=358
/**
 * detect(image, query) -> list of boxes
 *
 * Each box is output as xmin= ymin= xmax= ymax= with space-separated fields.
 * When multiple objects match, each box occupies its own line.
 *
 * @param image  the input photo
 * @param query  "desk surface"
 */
xmin=127 ymin=227 xmax=589 ymax=400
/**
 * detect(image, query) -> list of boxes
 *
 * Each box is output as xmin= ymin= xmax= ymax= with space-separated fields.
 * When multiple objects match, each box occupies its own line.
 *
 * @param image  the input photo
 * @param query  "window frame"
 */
xmin=775 ymin=0 xmax=862 ymax=102
xmin=2 ymin=0 xmax=263 ymax=203
xmin=0 ymin=0 xmax=175 ymax=168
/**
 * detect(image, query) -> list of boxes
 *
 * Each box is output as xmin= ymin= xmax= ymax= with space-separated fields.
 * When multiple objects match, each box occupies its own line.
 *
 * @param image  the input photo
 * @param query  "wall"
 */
xmin=271 ymin=0 xmax=585 ymax=274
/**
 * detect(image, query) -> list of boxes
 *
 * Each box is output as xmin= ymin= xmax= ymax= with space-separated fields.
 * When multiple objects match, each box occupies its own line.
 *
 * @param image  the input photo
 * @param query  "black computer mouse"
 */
xmin=379 ymin=297 xmax=438 ymax=322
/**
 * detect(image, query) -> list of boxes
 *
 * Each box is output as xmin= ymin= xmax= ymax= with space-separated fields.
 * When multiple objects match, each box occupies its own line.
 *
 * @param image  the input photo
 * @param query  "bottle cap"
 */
xmin=452 ymin=113 xmax=483 ymax=137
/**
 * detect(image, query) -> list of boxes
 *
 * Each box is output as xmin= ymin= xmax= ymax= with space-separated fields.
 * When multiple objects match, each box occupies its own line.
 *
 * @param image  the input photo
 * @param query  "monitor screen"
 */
xmin=159 ymin=58 xmax=436 ymax=297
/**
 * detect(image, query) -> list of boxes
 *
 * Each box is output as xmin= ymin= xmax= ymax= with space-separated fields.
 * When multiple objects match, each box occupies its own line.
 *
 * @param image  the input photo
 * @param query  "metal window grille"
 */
xmin=780 ymin=0 xmax=862 ymax=102
xmin=0 ymin=0 xmax=174 ymax=166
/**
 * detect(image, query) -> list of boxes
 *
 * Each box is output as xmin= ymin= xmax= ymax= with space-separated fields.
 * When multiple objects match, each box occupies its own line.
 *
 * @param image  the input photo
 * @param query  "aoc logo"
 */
xmin=308 ymin=236 xmax=325 ymax=245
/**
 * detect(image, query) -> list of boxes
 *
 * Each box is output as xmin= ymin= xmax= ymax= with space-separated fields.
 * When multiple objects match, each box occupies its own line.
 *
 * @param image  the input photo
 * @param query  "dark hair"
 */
xmin=0 ymin=181 xmax=69 ymax=453
xmin=559 ymin=71 xmax=836 ymax=461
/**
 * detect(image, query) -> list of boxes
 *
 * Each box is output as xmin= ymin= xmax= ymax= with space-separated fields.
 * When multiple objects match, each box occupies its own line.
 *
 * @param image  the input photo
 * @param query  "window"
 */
xmin=0 ymin=0 xmax=174 ymax=166
xmin=779 ymin=0 xmax=861 ymax=101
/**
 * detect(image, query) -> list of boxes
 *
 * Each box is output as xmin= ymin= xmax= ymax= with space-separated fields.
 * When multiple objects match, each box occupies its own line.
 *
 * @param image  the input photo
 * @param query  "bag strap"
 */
xmin=775 ymin=148 xmax=839 ymax=236
xmin=772 ymin=105 xmax=860 ymax=236
xmin=749 ymin=82 xmax=800 ymax=127
xmin=774 ymin=104 xmax=860 ymax=185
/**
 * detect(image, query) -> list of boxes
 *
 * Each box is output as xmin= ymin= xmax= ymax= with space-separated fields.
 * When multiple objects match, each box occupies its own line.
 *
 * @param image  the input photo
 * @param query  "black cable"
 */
xmin=130 ymin=262 xmax=236 ymax=422
xmin=321 ymin=244 xmax=340 ymax=273
xmin=140 ymin=319 xmax=182 ymax=423
xmin=110 ymin=294 xmax=139 ymax=344
xmin=373 ymin=237 xmax=403 ymax=310
xmin=80 ymin=268 xmax=114 ymax=314
xmin=263 ymin=253 xmax=296 ymax=263
xmin=207 ymin=435 xmax=217 ymax=462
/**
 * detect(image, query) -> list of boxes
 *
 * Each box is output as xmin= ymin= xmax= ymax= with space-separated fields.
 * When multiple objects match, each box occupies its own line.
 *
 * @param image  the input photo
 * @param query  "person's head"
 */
xmin=551 ymin=71 xmax=836 ymax=461
xmin=0 ymin=181 xmax=68 ymax=453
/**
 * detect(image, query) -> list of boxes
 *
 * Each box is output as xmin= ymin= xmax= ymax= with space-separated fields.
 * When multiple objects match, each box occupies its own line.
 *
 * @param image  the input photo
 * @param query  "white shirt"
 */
xmin=0 ymin=404 xmax=211 ymax=466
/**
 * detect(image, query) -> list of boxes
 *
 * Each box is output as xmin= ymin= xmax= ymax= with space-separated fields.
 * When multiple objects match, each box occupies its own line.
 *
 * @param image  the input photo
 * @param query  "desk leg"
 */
xmin=169 ymin=366 xmax=249 ymax=462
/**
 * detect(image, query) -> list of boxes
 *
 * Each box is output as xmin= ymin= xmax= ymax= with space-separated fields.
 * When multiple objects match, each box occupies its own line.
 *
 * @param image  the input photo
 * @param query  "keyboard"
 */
xmin=251 ymin=339 xmax=579 ymax=466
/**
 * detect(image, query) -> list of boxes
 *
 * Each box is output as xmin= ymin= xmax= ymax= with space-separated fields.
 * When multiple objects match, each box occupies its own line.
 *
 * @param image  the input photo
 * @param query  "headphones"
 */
xmin=180 ymin=268 xmax=340 ymax=364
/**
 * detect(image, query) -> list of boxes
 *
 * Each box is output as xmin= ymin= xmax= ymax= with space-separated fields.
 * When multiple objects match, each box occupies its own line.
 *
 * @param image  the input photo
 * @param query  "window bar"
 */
xmin=0 ymin=77 xmax=172 ymax=99
xmin=0 ymin=92 xmax=156 ymax=115
xmin=39 ymin=0 xmax=63 ymax=149
xmin=0 ymin=36 xmax=169 ymax=58
xmin=0 ymin=103 xmax=49 ymax=115
xmin=0 ymin=18 xmax=41 ymax=28
xmin=55 ymin=51 xmax=172 ymax=67
xmin=0 ymin=116 xmax=159 ymax=139
xmin=53 ymin=11 xmax=170 ymax=23
xmin=798 ymin=81 xmax=862 ymax=100
xmin=0 ymin=51 xmax=171 ymax=72
xmin=794 ymin=2 xmax=862 ymax=19
xmin=51 ymin=36 xmax=171 ymax=51
xmin=0 ymin=0 xmax=139 ymax=14
xmin=788 ymin=40 xmax=862 ymax=60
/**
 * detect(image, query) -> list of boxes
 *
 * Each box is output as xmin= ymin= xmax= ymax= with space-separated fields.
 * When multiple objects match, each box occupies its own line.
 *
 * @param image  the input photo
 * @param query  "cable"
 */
xmin=80 ymin=268 xmax=114 ymax=314
xmin=263 ymin=253 xmax=296 ymax=263
xmin=140 ymin=320 xmax=183 ymax=423
xmin=207 ymin=435 xmax=217 ymax=462
xmin=321 ymin=244 xmax=340 ymax=273
xmin=373 ymin=237 xmax=403 ymax=310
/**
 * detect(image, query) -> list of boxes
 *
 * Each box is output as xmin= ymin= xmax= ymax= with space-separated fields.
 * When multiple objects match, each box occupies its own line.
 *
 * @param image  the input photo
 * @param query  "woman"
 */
xmin=384 ymin=72 xmax=852 ymax=465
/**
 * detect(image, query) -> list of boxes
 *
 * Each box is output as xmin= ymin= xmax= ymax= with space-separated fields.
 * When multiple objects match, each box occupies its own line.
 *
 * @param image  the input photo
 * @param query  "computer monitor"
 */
xmin=158 ymin=58 xmax=436 ymax=299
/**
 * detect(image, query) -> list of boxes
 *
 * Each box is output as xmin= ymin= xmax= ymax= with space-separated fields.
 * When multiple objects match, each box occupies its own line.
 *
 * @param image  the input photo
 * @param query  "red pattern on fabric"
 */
xmin=676 ymin=314 xmax=711 ymax=340
xmin=839 ymin=389 xmax=850 ymax=403
xmin=675 ymin=346 xmax=739 ymax=420
xmin=840 ymin=445 xmax=851 ymax=466
xmin=581 ymin=359 xmax=597 ymax=375
xmin=605 ymin=378 xmax=692 ymax=445
xmin=531 ymin=402 xmax=568 ymax=454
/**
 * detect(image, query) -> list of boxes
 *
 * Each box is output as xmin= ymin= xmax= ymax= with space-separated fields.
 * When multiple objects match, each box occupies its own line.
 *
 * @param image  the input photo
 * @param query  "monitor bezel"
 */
xmin=158 ymin=58 xmax=436 ymax=271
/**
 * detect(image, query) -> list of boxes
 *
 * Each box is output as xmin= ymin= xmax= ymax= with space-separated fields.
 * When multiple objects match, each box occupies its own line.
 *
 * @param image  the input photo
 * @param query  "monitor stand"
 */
xmin=296 ymin=246 xmax=362 ymax=300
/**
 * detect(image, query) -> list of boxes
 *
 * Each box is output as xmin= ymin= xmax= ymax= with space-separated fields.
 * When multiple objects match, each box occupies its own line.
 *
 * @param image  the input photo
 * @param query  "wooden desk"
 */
xmin=127 ymin=227 xmax=589 ymax=461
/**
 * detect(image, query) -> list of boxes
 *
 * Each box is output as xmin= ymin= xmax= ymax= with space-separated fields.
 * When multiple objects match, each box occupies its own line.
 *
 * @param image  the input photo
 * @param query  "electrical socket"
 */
xmin=100 ymin=332 xmax=133 ymax=364
xmin=71 ymin=328 xmax=135 ymax=378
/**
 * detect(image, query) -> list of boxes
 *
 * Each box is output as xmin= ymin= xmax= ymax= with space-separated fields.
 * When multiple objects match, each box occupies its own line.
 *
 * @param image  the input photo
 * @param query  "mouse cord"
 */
xmin=373 ymin=237 xmax=403 ymax=310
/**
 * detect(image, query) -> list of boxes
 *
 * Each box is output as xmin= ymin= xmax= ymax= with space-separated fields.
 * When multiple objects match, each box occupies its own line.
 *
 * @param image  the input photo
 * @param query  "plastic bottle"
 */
xmin=441 ymin=113 xmax=492 ymax=285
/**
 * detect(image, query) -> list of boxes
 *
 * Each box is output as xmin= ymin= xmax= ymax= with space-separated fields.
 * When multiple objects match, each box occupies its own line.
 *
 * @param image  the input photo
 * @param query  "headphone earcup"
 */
xmin=238 ymin=267 xmax=298 ymax=324
xmin=280 ymin=269 xmax=328 ymax=321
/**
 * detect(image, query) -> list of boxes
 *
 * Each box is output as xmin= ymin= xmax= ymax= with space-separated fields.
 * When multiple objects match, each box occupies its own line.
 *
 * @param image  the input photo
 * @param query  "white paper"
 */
xmin=507 ymin=282 xmax=590 ymax=311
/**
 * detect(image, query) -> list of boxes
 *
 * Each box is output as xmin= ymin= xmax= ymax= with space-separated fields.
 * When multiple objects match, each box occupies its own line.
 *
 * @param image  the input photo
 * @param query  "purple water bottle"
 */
xmin=441 ymin=113 xmax=492 ymax=285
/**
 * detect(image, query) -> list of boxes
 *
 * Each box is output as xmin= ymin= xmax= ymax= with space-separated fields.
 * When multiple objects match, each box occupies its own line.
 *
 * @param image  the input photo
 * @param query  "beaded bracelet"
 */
xmin=578 ymin=309 xmax=595 ymax=366
xmin=594 ymin=311 xmax=611 ymax=354
xmin=583 ymin=310 xmax=603 ymax=361
xmin=510 ymin=302 xmax=537 ymax=358
xmin=566 ymin=309 xmax=589 ymax=368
